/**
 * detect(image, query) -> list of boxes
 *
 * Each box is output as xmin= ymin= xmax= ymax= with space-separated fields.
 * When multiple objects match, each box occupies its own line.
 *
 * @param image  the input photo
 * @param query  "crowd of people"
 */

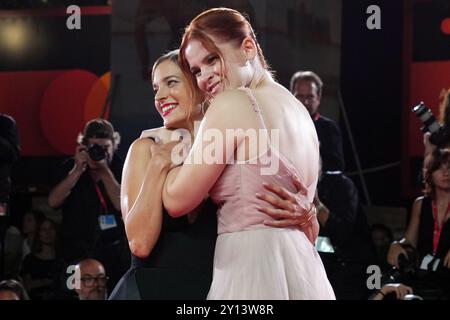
xmin=0 ymin=7 xmax=449 ymax=300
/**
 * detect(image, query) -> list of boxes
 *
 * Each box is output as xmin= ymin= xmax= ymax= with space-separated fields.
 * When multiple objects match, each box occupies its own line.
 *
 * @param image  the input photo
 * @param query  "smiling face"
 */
xmin=184 ymin=38 xmax=253 ymax=98
xmin=153 ymin=60 xmax=196 ymax=129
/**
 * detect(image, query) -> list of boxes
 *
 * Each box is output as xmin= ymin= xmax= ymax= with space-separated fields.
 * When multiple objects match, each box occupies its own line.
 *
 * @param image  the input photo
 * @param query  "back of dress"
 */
xmin=206 ymin=87 xmax=334 ymax=299
xmin=209 ymin=87 xmax=319 ymax=234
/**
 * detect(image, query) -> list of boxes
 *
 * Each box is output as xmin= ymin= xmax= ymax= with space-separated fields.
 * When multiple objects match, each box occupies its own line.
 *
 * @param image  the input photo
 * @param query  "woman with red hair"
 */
xmin=161 ymin=8 xmax=335 ymax=299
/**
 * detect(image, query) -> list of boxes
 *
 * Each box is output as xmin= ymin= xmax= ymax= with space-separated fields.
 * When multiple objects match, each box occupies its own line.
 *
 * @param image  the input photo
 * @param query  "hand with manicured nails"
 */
xmin=140 ymin=127 xmax=178 ymax=144
xmin=150 ymin=140 xmax=184 ymax=170
xmin=256 ymin=174 xmax=317 ymax=243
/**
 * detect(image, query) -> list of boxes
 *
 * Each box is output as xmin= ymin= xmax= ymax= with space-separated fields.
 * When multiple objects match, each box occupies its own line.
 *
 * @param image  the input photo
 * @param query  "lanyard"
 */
xmin=431 ymin=200 xmax=450 ymax=254
xmin=94 ymin=184 xmax=108 ymax=213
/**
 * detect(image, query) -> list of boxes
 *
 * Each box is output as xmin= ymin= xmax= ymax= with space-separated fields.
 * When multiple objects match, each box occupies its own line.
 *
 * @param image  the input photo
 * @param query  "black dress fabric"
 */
xmin=109 ymin=198 xmax=217 ymax=300
xmin=417 ymin=196 xmax=450 ymax=260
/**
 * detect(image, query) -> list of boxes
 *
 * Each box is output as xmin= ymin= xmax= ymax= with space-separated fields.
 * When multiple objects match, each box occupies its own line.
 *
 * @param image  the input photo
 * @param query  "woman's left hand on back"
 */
xmin=256 ymin=175 xmax=314 ymax=228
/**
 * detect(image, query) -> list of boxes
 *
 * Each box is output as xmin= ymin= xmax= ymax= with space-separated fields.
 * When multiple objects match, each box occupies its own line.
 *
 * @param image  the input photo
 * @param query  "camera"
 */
xmin=398 ymin=250 xmax=417 ymax=275
xmin=412 ymin=101 xmax=450 ymax=147
xmin=87 ymin=144 xmax=107 ymax=162
xmin=382 ymin=244 xmax=418 ymax=285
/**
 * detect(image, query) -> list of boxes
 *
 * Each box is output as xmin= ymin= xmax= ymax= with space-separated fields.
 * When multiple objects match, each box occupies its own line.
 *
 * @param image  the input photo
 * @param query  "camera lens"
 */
xmin=88 ymin=144 xmax=106 ymax=162
xmin=412 ymin=103 xmax=427 ymax=117
xmin=411 ymin=102 xmax=441 ymax=134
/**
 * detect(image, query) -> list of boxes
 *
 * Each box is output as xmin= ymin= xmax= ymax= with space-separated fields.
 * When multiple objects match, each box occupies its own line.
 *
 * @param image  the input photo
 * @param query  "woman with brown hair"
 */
xmin=388 ymin=148 xmax=450 ymax=270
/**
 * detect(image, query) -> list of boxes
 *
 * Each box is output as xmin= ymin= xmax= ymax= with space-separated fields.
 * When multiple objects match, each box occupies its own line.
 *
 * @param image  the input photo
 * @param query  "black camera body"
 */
xmin=382 ymin=244 xmax=418 ymax=285
xmin=412 ymin=102 xmax=450 ymax=147
xmin=87 ymin=144 xmax=107 ymax=162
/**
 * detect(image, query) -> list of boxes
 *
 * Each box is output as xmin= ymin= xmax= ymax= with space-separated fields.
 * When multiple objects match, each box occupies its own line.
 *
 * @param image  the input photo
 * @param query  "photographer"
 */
xmin=387 ymin=148 xmax=450 ymax=298
xmin=48 ymin=119 xmax=129 ymax=293
xmin=422 ymin=89 xmax=450 ymax=156
xmin=388 ymin=149 xmax=450 ymax=268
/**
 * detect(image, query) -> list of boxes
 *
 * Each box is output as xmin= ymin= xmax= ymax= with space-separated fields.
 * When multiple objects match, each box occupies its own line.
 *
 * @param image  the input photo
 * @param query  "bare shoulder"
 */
xmin=129 ymin=137 xmax=155 ymax=155
xmin=411 ymin=196 xmax=424 ymax=214
xmin=210 ymin=89 xmax=250 ymax=108
xmin=413 ymin=196 xmax=424 ymax=205
xmin=208 ymin=89 xmax=254 ymax=115
xmin=140 ymin=126 xmax=167 ymax=138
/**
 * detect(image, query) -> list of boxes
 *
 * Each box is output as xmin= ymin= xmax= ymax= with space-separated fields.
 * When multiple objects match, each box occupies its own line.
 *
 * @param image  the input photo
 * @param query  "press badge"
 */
xmin=99 ymin=214 xmax=117 ymax=230
xmin=419 ymin=254 xmax=440 ymax=271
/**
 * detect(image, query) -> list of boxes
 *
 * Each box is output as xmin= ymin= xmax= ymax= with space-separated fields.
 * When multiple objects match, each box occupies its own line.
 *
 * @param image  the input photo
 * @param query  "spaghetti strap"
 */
xmin=236 ymin=88 xmax=307 ymax=184
xmin=238 ymin=87 xmax=269 ymax=131
xmin=206 ymin=90 xmax=333 ymax=299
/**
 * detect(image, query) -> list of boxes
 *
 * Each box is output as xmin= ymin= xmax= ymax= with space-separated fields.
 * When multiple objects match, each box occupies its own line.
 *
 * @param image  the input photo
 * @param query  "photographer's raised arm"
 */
xmin=47 ymin=166 xmax=83 ymax=209
xmin=48 ymin=146 xmax=87 ymax=208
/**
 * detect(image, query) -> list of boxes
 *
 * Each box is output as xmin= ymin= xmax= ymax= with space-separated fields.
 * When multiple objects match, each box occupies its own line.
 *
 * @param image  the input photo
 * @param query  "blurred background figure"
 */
xmin=75 ymin=258 xmax=108 ymax=300
xmin=371 ymin=223 xmax=394 ymax=273
xmin=0 ymin=113 xmax=20 ymax=216
xmin=133 ymin=0 xmax=255 ymax=79
xmin=314 ymin=168 xmax=376 ymax=300
xmin=0 ymin=279 xmax=29 ymax=300
xmin=20 ymin=210 xmax=46 ymax=261
xmin=20 ymin=218 xmax=59 ymax=300
xmin=290 ymin=71 xmax=345 ymax=173
xmin=0 ymin=114 xmax=20 ymax=281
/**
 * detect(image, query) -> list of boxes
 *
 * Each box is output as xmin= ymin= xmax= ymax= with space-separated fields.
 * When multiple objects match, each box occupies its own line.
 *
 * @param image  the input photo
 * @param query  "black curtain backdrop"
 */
xmin=341 ymin=0 xmax=403 ymax=206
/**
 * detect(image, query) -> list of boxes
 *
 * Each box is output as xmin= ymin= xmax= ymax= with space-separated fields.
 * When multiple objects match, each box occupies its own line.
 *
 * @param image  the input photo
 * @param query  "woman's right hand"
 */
xmin=141 ymin=127 xmax=189 ymax=144
xmin=387 ymin=241 xmax=408 ymax=268
xmin=149 ymin=140 xmax=183 ymax=170
xmin=375 ymin=283 xmax=413 ymax=300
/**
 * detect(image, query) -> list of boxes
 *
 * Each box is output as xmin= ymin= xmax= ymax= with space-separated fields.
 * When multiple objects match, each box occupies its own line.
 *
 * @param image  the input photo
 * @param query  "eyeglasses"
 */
xmin=80 ymin=275 xmax=109 ymax=287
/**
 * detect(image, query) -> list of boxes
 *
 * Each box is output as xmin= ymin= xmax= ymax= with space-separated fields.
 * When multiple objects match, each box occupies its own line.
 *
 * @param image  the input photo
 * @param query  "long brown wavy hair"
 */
xmin=423 ymin=148 xmax=450 ymax=198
